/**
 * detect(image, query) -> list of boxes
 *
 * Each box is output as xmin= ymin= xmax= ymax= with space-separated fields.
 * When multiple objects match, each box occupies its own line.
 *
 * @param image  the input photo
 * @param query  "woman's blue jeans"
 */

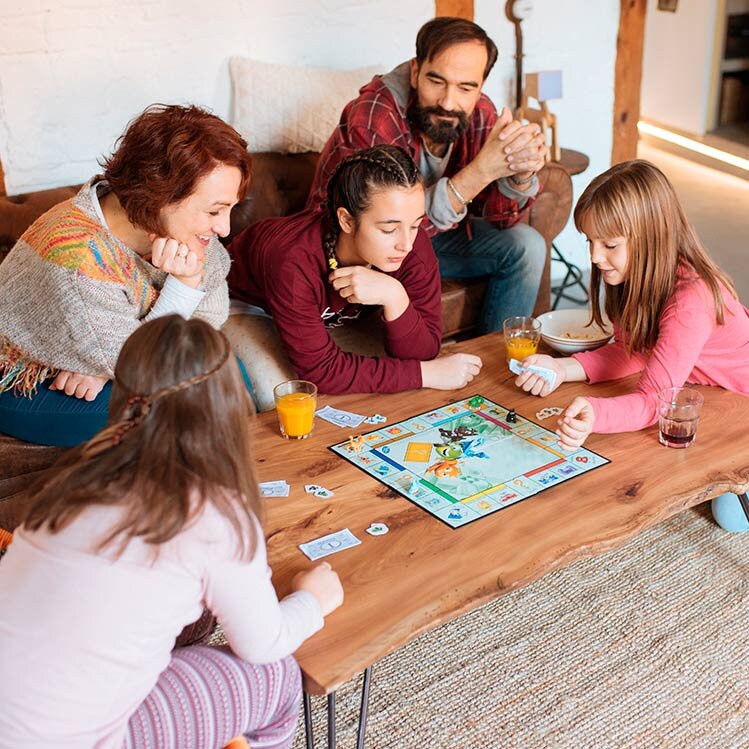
xmin=0 ymin=358 xmax=257 ymax=447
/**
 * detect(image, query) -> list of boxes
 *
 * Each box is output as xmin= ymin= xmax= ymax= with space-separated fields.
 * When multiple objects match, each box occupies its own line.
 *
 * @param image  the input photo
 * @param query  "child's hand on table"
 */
xmin=421 ymin=353 xmax=483 ymax=390
xmin=556 ymin=396 xmax=595 ymax=450
xmin=292 ymin=562 xmax=344 ymax=617
xmin=514 ymin=354 xmax=565 ymax=396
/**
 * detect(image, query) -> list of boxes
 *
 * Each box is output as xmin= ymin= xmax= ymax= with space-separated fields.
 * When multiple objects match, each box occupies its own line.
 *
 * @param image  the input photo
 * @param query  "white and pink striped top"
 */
xmin=0 ymin=502 xmax=323 ymax=748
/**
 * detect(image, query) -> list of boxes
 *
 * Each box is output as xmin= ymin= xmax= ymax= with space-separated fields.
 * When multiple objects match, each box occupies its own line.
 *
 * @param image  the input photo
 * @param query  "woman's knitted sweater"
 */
xmin=0 ymin=182 xmax=230 ymax=395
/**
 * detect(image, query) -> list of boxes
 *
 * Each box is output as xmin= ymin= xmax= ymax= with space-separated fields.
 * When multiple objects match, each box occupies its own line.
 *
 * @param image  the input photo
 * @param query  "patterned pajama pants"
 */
xmin=124 ymin=646 xmax=301 ymax=749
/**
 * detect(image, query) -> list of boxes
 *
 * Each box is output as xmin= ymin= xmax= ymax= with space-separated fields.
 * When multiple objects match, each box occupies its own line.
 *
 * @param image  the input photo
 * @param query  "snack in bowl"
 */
xmin=536 ymin=309 xmax=613 ymax=354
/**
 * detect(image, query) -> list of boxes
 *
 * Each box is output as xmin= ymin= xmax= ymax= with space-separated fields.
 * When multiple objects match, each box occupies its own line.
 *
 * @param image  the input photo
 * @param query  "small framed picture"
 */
xmin=658 ymin=0 xmax=678 ymax=11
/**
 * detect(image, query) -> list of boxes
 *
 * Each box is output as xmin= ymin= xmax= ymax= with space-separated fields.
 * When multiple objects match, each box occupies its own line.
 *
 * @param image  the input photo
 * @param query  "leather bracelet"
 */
xmin=509 ymin=172 xmax=535 ymax=188
xmin=446 ymin=178 xmax=471 ymax=206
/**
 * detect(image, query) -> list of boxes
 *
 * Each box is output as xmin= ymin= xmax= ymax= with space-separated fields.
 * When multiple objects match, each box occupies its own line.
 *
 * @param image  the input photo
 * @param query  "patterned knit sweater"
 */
xmin=0 ymin=182 xmax=230 ymax=395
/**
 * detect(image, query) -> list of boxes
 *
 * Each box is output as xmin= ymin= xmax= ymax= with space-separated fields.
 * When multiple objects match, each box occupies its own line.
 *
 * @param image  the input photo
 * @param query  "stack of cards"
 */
xmin=316 ymin=405 xmax=366 ymax=428
xmin=508 ymin=358 xmax=557 ymax=390
xmin=305 ymin=484 xmax=334 ymax=499
xmin=259 ymin=480 xmax=290 ymax=497
xmin=299 ymin=528 xmax=361 ymax=560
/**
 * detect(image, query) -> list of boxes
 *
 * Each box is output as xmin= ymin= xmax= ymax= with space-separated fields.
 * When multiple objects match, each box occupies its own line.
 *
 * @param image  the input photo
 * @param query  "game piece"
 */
xmin=304 ymin=484 xmax=322 ymax=494
xmin=366 ymin=523 xmax=389 ymax=536
xmin=313 ymin=487 xmax=334 ymax=498
xmin=506 ymin=409 xmax=517 ymax=424
xmin=508 ymin=358 xmax=557 ymax=390
xmin=316 ymin=405 xmax=366 ymax=428
xmin=536 ymin=407 xmax=563 ymax=421
xmin=329 ymin=395 xmax=609 ymax=529
xmin=299 ymin=528 xmax=361 ymax=560
xmin=347 ymin=435 xmax=364 ymax=452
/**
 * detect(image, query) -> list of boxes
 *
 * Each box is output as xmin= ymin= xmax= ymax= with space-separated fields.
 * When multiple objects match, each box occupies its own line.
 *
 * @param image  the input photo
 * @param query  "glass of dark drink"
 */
xmin=657 ymin=387 xmax=704 ymax=449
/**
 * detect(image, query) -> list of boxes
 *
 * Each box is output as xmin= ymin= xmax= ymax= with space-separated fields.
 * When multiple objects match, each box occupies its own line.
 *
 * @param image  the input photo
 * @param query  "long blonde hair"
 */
xmin=574 ymin=160 xmax=736 ymax=353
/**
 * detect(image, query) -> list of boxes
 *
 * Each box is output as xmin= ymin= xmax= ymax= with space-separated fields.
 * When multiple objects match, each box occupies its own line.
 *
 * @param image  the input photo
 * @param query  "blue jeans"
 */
xmin=0 ymin=358 xmax=258 ymax=447
xmin=711 ymin=493 xmax=749 ymax=533
xmin=431 ymin=219 xmax=547 ymax=334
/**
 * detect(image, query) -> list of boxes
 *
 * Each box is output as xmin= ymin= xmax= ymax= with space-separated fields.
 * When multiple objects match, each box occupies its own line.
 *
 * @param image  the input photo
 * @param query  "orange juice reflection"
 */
xmin=505 ymin=333 xmax=539 ymax=362
xmin=503 ymin=316 xmax=541 ymax=363
xmin=273 ymin=380 xmax=317 ymax=440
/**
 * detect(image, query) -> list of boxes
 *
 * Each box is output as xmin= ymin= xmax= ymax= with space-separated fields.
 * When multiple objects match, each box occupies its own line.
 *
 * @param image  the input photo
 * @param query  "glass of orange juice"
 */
xmin=503 ymin=316 xmax=541 ymax=363
xmin=273 ymin=380 xmax=318 ymax=440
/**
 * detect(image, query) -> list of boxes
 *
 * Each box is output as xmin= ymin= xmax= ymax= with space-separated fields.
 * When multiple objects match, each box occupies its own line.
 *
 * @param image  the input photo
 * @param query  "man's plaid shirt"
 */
xmin=306 ymin=71 xmax=536 ymax=237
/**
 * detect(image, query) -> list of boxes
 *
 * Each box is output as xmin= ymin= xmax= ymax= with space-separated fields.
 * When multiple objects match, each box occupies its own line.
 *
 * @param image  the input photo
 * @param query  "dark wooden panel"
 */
xmin=612 ymin=0 xmax=647 ymax=164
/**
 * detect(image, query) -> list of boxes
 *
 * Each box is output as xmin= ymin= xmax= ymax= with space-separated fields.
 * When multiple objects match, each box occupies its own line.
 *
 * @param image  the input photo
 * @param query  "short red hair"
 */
xmin=100 ymin=104 xmax=253 ymax=235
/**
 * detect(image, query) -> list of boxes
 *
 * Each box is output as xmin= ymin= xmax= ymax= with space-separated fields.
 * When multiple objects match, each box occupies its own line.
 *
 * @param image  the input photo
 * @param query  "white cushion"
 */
xmin=229 ymin=57 xmax=384 ymax=154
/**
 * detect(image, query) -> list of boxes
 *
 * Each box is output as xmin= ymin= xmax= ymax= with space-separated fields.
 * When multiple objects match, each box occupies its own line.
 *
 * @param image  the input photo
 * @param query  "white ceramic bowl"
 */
xmin=536 ymin=309 xmax=613 ymax=354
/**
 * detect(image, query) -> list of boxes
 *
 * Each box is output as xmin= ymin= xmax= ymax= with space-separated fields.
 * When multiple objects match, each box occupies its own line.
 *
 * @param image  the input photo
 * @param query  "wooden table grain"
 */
xmin=254 ymin=333 xmax=749 ymax=696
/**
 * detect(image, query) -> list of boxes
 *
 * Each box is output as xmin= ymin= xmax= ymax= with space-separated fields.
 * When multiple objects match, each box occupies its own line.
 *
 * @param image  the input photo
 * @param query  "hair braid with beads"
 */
xmin=323 ymin=145 xmax=422 ymax=271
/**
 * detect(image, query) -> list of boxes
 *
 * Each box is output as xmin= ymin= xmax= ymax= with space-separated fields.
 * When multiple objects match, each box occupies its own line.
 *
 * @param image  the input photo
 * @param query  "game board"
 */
xmin=329 ymin=395 xmax=610 ymax=529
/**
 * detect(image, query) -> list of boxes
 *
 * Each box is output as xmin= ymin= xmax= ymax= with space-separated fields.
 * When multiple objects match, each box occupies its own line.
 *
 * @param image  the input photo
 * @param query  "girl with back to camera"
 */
xmin=513 ymin=160 xmax=749 ymax=532
xmin=226 ymin=144 xmax=482 ymax=408
xmin=0 ymin=315 xmax=343 ymax=748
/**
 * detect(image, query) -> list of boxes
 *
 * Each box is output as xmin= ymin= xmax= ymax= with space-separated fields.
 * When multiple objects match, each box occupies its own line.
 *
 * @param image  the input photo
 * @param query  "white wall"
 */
xmin=0 ymin=0 xmax=620 ymax=272
xmin=0 ymin=0 xmax=433 ymax=194
xmin=641 ymin=0 xmax=719 ymax=135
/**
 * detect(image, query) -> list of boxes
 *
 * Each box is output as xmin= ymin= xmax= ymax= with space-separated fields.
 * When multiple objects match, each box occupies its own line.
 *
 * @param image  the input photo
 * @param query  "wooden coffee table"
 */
xmin=254 ymin=333 xmax=749 ymax=748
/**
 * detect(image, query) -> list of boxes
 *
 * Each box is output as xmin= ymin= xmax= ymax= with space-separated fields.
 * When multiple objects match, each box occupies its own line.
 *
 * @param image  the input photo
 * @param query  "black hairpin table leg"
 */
xmin=303 ymin=666 xmax=375 ymax=749
xmin=327 ymin=693 xmax=337 ymax=748
xmin=304 ymin=691 xmax=314 ymax=749
xmin=356 ymin=666 xmax=373 ymax=749
xmin=737 ymin=492 xmax=749 ymax=523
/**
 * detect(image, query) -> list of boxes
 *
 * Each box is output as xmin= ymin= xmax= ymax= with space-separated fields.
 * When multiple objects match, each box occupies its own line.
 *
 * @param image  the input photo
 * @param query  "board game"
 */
xmin=329 ymin=395 xmax=609 ymax=529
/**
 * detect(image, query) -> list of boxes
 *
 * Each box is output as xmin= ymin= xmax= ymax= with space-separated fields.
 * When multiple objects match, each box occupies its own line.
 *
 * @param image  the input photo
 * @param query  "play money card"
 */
xmin=299 ymin=528 xmax=361 ymax=560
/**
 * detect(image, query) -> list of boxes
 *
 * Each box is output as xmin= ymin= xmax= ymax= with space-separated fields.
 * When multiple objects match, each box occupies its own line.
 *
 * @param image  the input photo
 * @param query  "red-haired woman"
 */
xmin=0 ymin=104 xmax=253 ymax=446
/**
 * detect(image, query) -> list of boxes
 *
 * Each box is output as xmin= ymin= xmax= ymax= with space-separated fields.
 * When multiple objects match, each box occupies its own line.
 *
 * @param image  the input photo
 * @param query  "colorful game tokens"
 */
xmin=366 ymin=523 xmax=389 ymax=536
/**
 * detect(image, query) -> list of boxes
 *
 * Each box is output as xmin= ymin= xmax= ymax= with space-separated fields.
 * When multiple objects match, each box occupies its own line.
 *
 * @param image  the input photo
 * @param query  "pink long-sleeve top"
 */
xmin=573 ymin=271 xmax=749 ymax=434
xmin=0 ymin=503 xmax=323 ymax=748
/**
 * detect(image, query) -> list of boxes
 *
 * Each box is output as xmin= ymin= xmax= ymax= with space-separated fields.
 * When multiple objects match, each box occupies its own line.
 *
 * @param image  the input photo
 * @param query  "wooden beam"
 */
xmin=435 ymin=0 xmax=473 ymax=20
xmin=612 ymin=0 xmax=647 ymax=164
xmin=0 ymin=158 xmax=6 ymax=197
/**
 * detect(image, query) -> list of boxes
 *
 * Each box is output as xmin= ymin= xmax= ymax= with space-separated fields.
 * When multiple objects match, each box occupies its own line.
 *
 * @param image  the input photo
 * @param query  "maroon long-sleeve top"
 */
xmin=227 ymin=210 xmax=442 ymax=394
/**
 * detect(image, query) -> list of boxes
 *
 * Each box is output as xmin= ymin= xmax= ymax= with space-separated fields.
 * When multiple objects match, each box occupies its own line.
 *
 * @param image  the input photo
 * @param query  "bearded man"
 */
xmin=307 ymin=16 xmax=549 ymax=333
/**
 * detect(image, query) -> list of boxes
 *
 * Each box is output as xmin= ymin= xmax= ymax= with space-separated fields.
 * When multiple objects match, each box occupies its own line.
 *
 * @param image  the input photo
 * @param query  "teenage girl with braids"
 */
xmin=0 ymin=315 xmax=343 ymax=748
xmin=227 ymin=144 xmax=482 ymax=401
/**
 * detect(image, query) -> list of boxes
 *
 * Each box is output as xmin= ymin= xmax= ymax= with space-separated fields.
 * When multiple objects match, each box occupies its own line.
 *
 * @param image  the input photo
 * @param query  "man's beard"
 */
xmin=408 ymin=99 xmax=469 ymax=145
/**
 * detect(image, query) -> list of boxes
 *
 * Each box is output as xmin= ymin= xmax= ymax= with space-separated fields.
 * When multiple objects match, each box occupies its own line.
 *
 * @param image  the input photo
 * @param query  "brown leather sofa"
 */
xmin=0 ymin=153 xmax=572 ymax=529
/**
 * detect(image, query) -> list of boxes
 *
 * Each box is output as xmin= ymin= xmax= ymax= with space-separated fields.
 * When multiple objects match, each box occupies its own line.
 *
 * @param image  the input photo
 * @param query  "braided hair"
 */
xmin=323 ymin=145 xmax=422 ymax=271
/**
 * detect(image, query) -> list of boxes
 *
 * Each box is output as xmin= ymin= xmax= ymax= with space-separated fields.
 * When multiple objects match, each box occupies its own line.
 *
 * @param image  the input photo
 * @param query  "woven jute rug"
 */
xmin=282 ymin=505 xmax=749 ymax=749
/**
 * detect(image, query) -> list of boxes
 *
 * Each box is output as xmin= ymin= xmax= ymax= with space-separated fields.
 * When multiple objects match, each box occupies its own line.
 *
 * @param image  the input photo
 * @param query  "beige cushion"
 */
xmin=223 ymin=309 xmax=387 ymax=412
xmin=229 ymin=57 xmax=384 ymax=154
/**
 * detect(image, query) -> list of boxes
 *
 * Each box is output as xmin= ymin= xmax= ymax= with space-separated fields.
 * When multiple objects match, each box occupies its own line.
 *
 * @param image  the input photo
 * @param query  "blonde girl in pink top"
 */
xmin=0 ymin=315 xmax=343 ymax=748
xmin=513 ymin=160 xmax=749 ymax=533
